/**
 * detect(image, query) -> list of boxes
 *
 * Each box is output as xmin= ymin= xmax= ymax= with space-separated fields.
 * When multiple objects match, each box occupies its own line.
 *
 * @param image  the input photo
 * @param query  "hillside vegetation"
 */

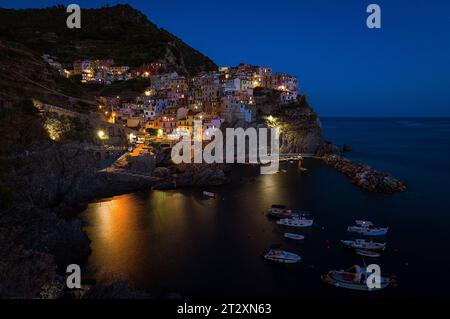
xmin=0 ymin=41 xmax=91 ymax=110
xmin=0 ymin=4 xmax=217 ymax=75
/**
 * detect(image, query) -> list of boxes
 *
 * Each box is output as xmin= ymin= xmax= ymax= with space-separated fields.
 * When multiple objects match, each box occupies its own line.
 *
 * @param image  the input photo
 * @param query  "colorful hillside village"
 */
xmin=108 ymin=64 xmax=298 ymax=141
xmin=43 ymin=56 xmax=300 ymax=142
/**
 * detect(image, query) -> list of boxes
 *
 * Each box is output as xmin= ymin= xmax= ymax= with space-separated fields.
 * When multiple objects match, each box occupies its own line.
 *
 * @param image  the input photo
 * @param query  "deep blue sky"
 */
xmin=1 ymin=0 xmax=449 ymax=117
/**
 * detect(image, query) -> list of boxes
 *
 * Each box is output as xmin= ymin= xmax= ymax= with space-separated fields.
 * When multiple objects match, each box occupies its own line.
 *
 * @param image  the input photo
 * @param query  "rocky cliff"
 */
xmin=253 ymin=90 xmax=327 ymax=154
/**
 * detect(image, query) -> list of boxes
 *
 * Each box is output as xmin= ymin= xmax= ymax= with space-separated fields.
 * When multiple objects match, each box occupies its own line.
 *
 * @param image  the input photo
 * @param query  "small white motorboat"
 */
xmin=263 ymin=249 xmax=301 ymax=263
xmin=203 ymin=191 xmax=215 ymax=198
xmin=348 ymin=225 xmax=388 ymax=236
xmin=355 ymin=220 xmax=374 ymax=227
xmin=277 ymin=217 xmax=313 ymax=228
xmin=356 ymin=249 xmax=381 ymax=258
xmin=321 ymin=265 xmax=390 ymax=291
xmin=284 ymin=233 xmax=305 ymax=240
xmin=300 ymin=168 xmax=308 ymax=172
xmin=341 ymin=239 xmax=386 ymax=251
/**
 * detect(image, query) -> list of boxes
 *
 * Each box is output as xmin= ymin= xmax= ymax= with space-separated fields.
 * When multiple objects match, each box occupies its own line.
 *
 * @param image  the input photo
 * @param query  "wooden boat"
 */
xmin=284 ymin=233 xmax=305 ymax=240
xmin=321 ymin=265 xmax=390 ymax=291
xmin=263 ymin=249 xmax=301 ymax=263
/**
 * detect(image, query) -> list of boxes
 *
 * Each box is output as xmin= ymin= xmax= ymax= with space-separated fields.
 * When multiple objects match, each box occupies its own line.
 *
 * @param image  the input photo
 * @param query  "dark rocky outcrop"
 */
xmin=322 ymin=155 xmax=406 ymax=193
xmin=0 ymin=204 xmax=90 ymax=298
xmin=153 ymin=166 xmax=171 ymax=178
xmin=253 ymin=92 xmax=326 ymax=154
xmin=277 ymin=105 xmax=325 ymax=154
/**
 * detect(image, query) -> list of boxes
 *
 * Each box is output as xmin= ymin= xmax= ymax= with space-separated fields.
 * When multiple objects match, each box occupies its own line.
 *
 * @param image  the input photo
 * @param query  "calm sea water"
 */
xmin=81 ymin=118 xmax=450 ymax=298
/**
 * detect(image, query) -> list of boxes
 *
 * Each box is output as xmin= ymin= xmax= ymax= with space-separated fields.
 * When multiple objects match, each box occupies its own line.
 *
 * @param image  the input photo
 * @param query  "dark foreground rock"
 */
xmin=0 ymin=143 xmax=161 ymax=299
xmin=322 ymin=155 xmax=406 ymax=193
xmin=0 ymin=205 xmax=90 ymax=298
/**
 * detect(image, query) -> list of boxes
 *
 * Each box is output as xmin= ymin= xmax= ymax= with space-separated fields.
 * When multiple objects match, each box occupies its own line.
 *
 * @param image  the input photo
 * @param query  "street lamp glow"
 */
xmin=97 ymin=130 xmax=105 ymax=139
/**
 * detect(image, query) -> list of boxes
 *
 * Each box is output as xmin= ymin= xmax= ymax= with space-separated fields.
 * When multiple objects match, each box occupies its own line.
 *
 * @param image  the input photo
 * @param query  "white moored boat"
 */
xmin=348 ymin=225 xmax=389 ymax=236
xmin=263 ymin=249 xmax=301 ymax=263
xmin=284 ymin=233 xmax=305 ymax=240
xmin=341 ymin=239 xmax=386 ymax=251
xmin=321 ymin=265 xmax=391 ymax=291
xmin=277 ymin=217 xmax=313 ymax=228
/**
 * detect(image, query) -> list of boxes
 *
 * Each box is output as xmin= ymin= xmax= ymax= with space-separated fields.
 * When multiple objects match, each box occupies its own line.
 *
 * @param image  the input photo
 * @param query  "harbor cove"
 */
xmin=80 ymin=118 xmax=450 ymax=298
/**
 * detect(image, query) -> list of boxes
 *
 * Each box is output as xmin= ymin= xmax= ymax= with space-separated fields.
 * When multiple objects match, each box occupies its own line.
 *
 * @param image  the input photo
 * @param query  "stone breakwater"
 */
xmin=322 ymin=155 xmax=406 ymax=193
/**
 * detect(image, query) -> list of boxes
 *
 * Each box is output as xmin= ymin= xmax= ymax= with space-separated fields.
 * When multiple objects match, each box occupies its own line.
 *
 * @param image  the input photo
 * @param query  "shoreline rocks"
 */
xmin=321 ymin=154 xmax=406 ymax=193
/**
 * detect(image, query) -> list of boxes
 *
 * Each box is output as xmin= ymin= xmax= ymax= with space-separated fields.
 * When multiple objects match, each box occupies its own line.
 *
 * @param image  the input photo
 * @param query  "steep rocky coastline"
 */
xmin=277 ymin=104 xmax=326 ymax=154
xmin=0 ymin=97 xmax=408 ymax=298
xmin=254 ymin=91 xmax=327 ymax=154
xmin=252 ymin=93 xmax=406 ymax=193
xmin=0 ymin=140 xmax=232 ymax=298
xmin=0 ymin=4 xmax=408 ymax=299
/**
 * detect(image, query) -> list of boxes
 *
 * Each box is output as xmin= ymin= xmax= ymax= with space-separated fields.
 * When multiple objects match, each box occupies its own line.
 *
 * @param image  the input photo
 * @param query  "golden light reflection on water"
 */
xmin=85 ymin=194 xmax=150 ymax=283
xmin=81 ymin=164 xmax=314 ymax=294
xmin=83 ymin=190 xmax=219 ymax=285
